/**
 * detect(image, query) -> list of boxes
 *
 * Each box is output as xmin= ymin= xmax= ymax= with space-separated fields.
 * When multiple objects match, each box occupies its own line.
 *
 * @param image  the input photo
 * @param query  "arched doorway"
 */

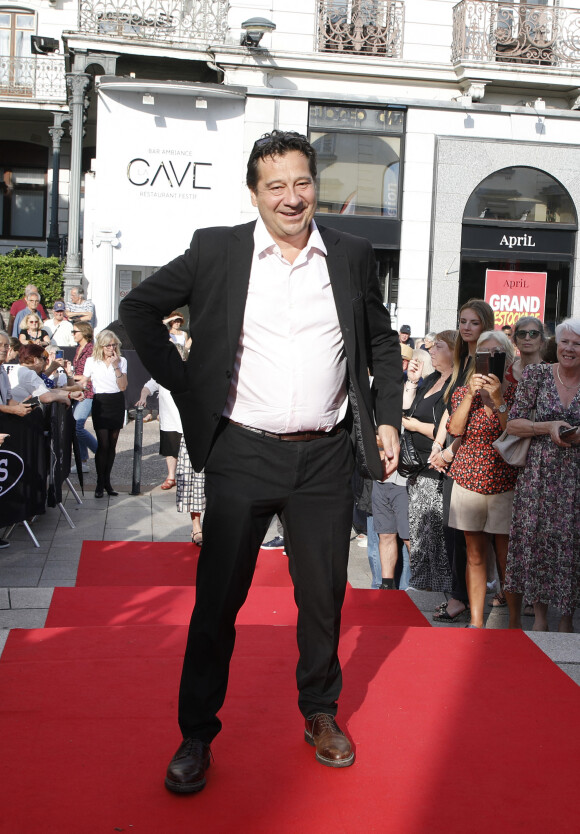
xmin=459 ymin=166 xmax=577 ymax=333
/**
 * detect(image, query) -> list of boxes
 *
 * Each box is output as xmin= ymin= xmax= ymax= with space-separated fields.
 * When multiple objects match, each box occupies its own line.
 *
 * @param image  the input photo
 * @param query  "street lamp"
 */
xmin=240 ymin=17 xmax=276 ymax=47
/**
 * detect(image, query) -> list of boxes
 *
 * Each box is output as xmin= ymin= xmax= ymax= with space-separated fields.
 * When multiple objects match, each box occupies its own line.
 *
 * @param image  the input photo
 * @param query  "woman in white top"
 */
xmin=80 ymin=330 xmax=128 ymax=498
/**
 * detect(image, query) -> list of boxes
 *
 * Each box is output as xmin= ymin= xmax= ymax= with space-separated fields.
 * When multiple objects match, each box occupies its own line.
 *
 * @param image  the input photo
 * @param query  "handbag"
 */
xmin=397 ymin=394 xmax=434 ymax=479
xmin=397 ymin=431 xmax=427 ymax=478
xmin=492 ymin=408 xmax=536 ymax=467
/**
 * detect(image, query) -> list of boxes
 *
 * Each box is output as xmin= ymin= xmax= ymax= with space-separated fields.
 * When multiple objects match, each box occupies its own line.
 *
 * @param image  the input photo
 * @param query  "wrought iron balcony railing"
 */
xmin=452 ymin=0 xmax=580 ymax=68
xmin=317 ymin=0 xmax=405 ymax=57
xmin=78 ymin=0 xmax=229 ymax=45
xmin=0 ymin=55 xmax=66 ymax=100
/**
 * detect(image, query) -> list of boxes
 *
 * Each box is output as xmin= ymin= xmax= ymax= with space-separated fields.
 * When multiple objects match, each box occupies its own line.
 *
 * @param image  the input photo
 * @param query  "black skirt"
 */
xmin=159 ymin=430 xmax=182 ymax=458
xmin=92 ymin=392 xmax=125 ymax=430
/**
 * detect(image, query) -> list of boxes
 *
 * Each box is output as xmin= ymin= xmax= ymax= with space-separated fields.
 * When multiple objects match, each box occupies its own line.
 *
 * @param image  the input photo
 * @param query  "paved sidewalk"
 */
xmin=1 ymin=418 xmax=579 ymax=683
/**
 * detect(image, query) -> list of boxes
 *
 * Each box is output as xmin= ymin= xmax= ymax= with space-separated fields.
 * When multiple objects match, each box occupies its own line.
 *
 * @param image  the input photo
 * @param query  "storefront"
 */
xmin=459 ymin=167 xmax=576 ymax=332
xmin=83 ymin=79 xmax=247 ymax=326
xmin=309 ymin=102 xmax=404 ymax=311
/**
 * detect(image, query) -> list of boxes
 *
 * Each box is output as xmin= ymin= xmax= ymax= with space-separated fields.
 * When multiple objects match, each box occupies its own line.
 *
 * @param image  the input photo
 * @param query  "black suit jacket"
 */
xmin=120 ymin=221 xmax=402 ymax=480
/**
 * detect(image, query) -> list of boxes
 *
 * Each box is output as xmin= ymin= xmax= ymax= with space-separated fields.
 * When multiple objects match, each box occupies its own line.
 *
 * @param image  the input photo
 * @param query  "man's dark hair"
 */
xmin=246 ymin=130 xmax=317 ymax=190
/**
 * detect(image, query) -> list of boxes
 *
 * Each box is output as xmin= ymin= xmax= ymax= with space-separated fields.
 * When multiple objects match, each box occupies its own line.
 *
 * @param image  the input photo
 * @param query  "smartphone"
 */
xmin=559 ymin=426 xmax=578 ymax=439
xmin=475 ymin=351 xmax=490 ymax=375
xmin=55 ymin=349 xmax=64 ymax=359
xmin=27 ymin=396 xmax=40 ymax=409
xmin=489 ymin=351 xmax=506 ymax=383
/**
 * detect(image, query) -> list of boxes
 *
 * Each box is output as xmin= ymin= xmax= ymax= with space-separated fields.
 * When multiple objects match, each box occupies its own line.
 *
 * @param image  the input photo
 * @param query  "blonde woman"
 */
xmin=79 ymin=330 xmax=127 ymax=498
xmin=19 ymin=313 xmax=50 ymax=346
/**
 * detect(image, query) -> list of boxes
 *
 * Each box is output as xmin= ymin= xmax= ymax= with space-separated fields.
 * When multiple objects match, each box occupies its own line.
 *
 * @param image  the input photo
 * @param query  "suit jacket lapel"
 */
xmin=226 ymin=222 xmax=256 ymax=361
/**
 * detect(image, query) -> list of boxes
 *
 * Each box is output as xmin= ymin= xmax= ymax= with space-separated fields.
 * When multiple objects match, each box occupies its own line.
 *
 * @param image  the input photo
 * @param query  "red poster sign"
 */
xmin=485 ymin=270 xmax=547 ymax=329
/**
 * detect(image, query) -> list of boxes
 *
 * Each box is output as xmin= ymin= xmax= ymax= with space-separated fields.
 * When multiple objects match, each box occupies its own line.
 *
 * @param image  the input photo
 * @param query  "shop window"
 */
xmin=309 ymin=104 xmax=404 ymax=218
xmin=1 ymin=142 xmax=47 ymax=240
xmin=463 ymin=166 xmax=576 ymax=224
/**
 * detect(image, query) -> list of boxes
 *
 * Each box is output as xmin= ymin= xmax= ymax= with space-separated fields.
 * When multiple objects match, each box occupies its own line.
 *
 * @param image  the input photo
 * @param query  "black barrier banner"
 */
xmin=0 ymin=409 xmax=46 ymax=525
xmin=47 ymin=402 xmax=75 ymax=507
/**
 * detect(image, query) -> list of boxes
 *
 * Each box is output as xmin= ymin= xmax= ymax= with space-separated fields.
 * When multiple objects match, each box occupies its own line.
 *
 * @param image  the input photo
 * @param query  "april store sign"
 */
xmin=127 ymin=153 xmax=212 ymax=197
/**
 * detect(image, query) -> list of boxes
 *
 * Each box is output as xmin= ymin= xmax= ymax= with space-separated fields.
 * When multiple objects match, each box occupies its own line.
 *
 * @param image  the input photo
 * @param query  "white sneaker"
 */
xmin=71 ymin=462 xmax=89 ymax=474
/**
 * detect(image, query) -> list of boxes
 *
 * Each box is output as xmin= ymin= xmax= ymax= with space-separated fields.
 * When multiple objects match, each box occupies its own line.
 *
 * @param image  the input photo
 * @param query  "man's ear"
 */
xmin=249 ymin=188 xmax=258 ymax=208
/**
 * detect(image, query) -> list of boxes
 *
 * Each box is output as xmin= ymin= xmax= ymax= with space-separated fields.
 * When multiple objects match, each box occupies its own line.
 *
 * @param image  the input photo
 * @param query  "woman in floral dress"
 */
xmin=504 ymin=317 xmax=580 ymax=632
xmin=447 ymin=330 xmax=517 ymax=629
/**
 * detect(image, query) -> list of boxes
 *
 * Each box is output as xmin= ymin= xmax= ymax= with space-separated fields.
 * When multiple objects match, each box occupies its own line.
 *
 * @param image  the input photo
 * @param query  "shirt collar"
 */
xmin=254 ymin=216 xmax=327 ymax=258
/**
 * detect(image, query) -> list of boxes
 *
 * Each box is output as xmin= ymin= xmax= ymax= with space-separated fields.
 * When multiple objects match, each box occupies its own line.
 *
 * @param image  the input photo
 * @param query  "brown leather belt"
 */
xmin=228 ymin=419 xmax=344 ymax=442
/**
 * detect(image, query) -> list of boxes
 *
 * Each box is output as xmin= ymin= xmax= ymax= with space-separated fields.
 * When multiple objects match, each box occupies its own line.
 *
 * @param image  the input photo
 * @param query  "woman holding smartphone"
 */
xmin=446 ymin=329 xmax=517 ymax=629
xmin=504 ymin=317 xmax=580 ymax=632
xmin=79 ymin=330 xmax=127 ymax=498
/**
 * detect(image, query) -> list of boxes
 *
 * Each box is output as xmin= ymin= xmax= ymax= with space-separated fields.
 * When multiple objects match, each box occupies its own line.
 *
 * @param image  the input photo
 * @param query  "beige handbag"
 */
xmin=492 ymin=409 xmax=536 ymax=467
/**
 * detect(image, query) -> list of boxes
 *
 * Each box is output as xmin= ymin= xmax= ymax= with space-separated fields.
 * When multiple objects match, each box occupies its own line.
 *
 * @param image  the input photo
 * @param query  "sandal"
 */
xmin=161 ymin=478 xmax=176 ymax=490
xmin=523 ymin=604 xmax=534 ymax=617
xmin=490 ymin=592 xmax=507 ymax=608
xmin=191 ymin=531 xmax=203 ymax=546
xmin=432 ymin=604 xmax=469 ymax=623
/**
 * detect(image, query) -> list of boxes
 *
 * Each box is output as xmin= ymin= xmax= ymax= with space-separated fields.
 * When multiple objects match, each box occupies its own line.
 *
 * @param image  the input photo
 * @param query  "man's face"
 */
xmin=250 ymin=150 xmax=316 ymax=249
xmin=0 ymin=337 xmax=8 ymax=365
xmin=399 ymin=332 xmax=409 ymax=343
xmin=70 ymin=289 xmax=80 ymax=303
xmin=53 ymin=309 xmax=65 ymax=320
xmin=27 ymin=295 xmax=39 ymax=310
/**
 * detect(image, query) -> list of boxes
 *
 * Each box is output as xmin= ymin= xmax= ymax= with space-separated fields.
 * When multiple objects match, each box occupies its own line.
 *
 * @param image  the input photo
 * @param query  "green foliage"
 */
xmin=4 ymin=247 xmax=40 ymax=257
xmin=0 ymin=253 xmax=64 ymax=309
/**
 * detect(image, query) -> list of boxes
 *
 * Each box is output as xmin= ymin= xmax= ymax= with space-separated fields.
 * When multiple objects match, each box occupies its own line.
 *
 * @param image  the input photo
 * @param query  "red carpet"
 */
xmin=1 ymin=540 xmax=579 ymax=832
xmin=1 ymin=623 xmax=578 ymax=833
xmin=45 ymin=584 xmax=429 ymax=628
xmin=75 ymin=540 xmax=292 ymax=586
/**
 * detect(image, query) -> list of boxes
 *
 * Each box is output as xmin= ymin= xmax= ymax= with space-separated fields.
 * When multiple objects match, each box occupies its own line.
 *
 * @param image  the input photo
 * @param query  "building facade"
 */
xmin=2 ymin=0 xmax=580 ymax=333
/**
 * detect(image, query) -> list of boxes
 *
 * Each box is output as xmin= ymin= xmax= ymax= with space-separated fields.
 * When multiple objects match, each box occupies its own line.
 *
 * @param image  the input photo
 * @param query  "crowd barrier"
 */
xmin=0 ymin=402 xmax=82 ymax=544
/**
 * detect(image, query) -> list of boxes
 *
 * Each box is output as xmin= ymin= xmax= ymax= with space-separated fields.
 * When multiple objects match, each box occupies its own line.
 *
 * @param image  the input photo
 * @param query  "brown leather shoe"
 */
xmin=304 ymin=714 xmax=355 ymax=768
xmin=165 ymin=738 xmax=211 ymax=793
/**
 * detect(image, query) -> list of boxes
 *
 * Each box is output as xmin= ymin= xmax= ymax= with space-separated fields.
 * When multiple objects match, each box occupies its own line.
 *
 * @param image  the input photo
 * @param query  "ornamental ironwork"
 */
xmin=452 ymin=0 xmax=580 ymax=68
xmin=0 ymin=55 xmax=66 ymax=101
xmin=318 ymin=0 xmax=405 ymax=56
xmin=78 ymin=0 xmax=229 ymax=45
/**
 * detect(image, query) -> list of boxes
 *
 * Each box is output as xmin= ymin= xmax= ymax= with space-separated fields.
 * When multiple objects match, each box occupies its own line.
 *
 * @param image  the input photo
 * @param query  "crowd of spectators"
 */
xmin=356 ymin=301 xmax=579 ymax=633
xmin=2 ymin=286 xmax=578 ymax=632
xmin=0 ymin=285 xmax=100 ymax=547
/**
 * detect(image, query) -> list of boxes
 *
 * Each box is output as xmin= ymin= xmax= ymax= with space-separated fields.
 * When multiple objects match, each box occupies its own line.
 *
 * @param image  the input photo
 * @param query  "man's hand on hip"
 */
xmin=377 ymin=424 xmax=400 ymax=478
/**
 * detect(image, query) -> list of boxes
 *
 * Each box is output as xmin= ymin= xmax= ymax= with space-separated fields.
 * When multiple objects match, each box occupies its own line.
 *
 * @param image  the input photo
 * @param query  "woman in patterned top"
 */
xmin=447 ymin=330 xmax=517 ymax=629
xmin=504 ymin=317 xmax=580 ymax=632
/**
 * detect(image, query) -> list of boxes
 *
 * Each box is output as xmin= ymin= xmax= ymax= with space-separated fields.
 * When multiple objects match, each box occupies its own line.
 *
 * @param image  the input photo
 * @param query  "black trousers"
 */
xmin=178 ymin=421 xmax=355 ymax=742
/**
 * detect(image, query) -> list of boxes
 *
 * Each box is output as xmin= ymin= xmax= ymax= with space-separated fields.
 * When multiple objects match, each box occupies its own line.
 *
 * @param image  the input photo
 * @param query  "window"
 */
xmin=463 ymin=166 xmax=576 ymax=224
xmin=309 ymin=105 xmax=404 ymax=218
xmin=0 ymin=9 xmax=35 ymax=91
xmin=1 ymin=143 xmax=48 ymax=240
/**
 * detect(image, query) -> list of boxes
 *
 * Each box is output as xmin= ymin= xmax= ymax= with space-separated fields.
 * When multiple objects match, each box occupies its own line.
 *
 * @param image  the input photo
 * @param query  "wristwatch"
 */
xmin=493 ymin=403 xmax=508 ymax=414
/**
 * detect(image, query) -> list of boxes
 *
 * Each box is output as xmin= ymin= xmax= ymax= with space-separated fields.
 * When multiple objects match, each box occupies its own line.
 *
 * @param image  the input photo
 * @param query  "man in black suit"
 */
xmin=121 ymin=131 xmax=402 ymax=793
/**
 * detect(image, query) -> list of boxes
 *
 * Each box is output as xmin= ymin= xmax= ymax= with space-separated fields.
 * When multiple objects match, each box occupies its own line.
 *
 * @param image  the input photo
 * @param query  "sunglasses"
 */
xmin=516 ymin=330 xmax=541 ymax=339
xmin=72 ymin=330 xmax=81 ymax=334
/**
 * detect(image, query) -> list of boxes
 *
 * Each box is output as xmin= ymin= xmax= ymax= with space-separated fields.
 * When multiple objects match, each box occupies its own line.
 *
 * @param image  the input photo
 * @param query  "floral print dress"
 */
xmin=504 ymin=364 xmax=580 ymax=614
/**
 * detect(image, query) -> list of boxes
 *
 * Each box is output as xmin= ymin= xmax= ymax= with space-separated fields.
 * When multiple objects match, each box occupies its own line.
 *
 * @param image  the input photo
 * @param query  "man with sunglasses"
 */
xmin=121 ymin=131 xmax=403 ymax=793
